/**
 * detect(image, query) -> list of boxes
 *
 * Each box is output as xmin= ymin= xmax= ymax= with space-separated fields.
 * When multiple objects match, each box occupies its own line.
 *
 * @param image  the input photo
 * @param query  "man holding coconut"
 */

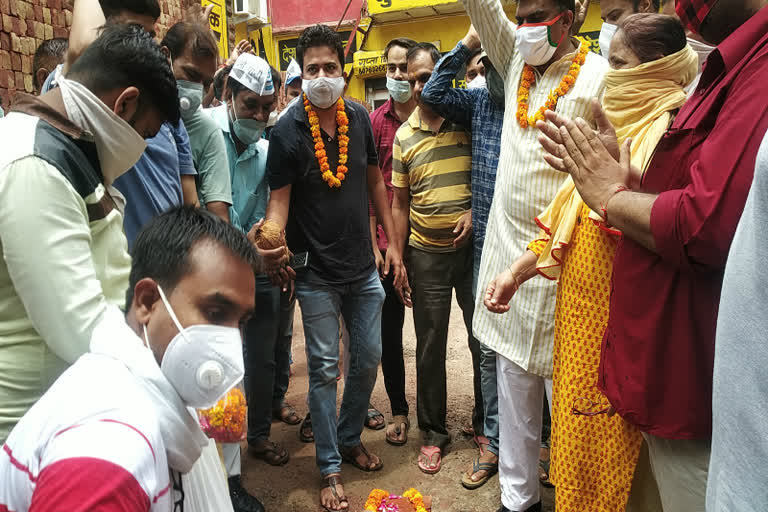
xmin=262 ymin=24 xmax=406 ymax=512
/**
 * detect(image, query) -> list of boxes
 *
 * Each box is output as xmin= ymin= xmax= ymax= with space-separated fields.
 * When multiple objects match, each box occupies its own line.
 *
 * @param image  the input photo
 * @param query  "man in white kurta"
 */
xmin=461 ymin=0 xmax=607 ymax=510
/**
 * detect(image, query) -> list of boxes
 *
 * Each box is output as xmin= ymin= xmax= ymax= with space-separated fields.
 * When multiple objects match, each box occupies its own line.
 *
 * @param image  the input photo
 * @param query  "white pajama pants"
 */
xmin=222 ymin=442 xmax=241 ymax=477
xmin=497 ymin=354 xmax=552 ymax=511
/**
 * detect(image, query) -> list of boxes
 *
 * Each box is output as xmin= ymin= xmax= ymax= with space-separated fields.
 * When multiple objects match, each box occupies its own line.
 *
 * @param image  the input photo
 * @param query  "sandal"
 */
xmin=461 ymin=456 xmax=498 ymax=490
xmin=247 ymin=440 xmax=289 ymax=466
xmin=273 ymin=404 xmax=302 ymax=425
xmin=474 ymin=435 xmax=490 ymax=455
xmin=321 ymin=474 xmax=349 ymax=512
xmin=340 ymin=443 xmax=383 ymax=472
xmin=365 ymin=406 xmax=386 ymax=430
xmin=299 ymin=413 xmax=314 ymax=443
xmin=418 ymin=445 xmax=442 ymax=474
xmin=539 ymin=458 xmax=554 ymax=488
xmin=385 ymin=415 xmax=410 ymax=446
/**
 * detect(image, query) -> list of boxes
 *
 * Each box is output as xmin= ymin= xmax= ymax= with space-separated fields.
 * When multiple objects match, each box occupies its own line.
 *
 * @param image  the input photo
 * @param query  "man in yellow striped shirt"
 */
xmin=391 ymin=42 xmax=483 ymax=475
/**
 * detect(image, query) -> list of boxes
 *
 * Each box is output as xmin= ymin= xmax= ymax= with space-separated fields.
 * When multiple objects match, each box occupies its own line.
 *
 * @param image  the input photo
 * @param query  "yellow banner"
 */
xmin=202 ymin=0 xmax=228 ymax=59
xmin=368 ymin=0 xmax=458 ymax=15
xmin=354 ymin=50 xmax=388 ymax=77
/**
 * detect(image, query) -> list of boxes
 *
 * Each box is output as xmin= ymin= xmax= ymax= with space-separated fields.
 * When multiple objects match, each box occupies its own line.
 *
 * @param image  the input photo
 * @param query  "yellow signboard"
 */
xmin=368 ymin=0 xmax=458 ymax=15
xmin=354 ymin=50 xmax=388 ymax=77
xmin=202 ymin=0 xmax=228 ymax=59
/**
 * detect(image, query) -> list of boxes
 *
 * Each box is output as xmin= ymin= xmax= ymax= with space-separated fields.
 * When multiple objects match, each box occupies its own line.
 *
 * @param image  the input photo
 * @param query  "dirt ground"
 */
xmin=241 ymin=297 xmax=555 ymax=512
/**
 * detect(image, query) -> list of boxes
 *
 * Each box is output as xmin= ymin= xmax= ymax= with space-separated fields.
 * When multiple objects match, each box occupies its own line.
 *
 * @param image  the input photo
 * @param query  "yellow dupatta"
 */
xmin=534 ymin=45 xmax=698 ymax=280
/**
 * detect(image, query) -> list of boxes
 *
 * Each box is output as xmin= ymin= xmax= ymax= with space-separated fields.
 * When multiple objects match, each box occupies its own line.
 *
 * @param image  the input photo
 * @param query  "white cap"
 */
xmin=229 ymin=53 xmax=275 ymax=96
xmin=286 ymin=58 xmax=302 ymax=85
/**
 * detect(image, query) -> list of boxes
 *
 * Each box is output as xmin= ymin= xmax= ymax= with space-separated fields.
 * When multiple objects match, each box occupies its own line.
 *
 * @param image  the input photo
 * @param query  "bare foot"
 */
xmin=320 ymin=474 xmax=348 ymax=511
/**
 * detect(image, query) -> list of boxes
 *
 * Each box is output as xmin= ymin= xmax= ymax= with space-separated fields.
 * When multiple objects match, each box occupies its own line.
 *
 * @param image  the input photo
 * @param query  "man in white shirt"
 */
xmin=0 ymin=206 xmax=256 ymax=511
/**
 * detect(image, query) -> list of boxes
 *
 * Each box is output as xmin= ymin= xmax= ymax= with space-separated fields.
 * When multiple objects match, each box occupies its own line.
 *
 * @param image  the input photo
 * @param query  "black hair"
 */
xmin=296 ymin=24 xmax=345 ymax=71
xmin=126 ymin=206 xmax=258 ymax=310
xmin=271 ymin=65 xmax=282 ymax=91
xmin=468 ymin=48 xmax=483 ymax=66
xmin=384 ymin=37 xmax=417 ymax=60
xmin=634 ymin=0 xmax=662 ymax=11
xmin=32 ymin=38 xmax=68 ymax=91
xmin=406 ymin=42 xmax=441 ymax=65
xmin=213 ymin=64 xmax=232 ymax=101
xmin=618 ymin=13 xmax=686 ymax=63
xmin=99 ymin=0 xmax=161 ymax=20
xmin=161 ymin=21 xmax=218 ymax=61
xmin=553 ymin=0 xmax=576 ymax=13
xmin=67 ymin=23 xmax=180 ymax=124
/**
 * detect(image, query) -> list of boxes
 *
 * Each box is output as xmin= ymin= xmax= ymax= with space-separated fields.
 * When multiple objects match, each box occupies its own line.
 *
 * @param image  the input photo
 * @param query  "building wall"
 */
xmin=0 ymin=0 xmax=232 ymax=109
xmin=267 ymin=0 xmax=363 ymax=33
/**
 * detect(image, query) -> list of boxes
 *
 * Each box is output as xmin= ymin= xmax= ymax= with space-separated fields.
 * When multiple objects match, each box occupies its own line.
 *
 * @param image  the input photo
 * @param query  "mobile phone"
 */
xmin=289 ymin=252 xmax=309 ymax=270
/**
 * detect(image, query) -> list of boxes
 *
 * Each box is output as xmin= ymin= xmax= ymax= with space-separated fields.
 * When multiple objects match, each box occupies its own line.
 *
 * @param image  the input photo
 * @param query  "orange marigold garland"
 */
xmin=304 ymin=94 xmax=349 ymax=188
xmin=364 ymin=488 xmax=428 ymax=512
xmin=516 ymin=41 xmax=589 ymax=129
xmin=197 ymin=385 xmax=247 ymax=443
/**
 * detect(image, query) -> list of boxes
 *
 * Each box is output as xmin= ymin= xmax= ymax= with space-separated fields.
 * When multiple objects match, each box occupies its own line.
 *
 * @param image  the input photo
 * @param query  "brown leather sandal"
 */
xmin=340 ymin=443 xmax=383 ymax=472
xmin=321 ymin=474 xmax=349 ymax=511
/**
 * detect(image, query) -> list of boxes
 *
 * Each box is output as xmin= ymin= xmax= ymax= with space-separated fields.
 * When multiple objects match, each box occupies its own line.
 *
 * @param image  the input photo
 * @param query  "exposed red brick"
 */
xmin=33 ymin=20 xmax=42 ymax=38
xmin=0 ymin=32 xmax=9 ymax=50
xmin=23 ymin=73 xmax=31 ymax=91
xmin=33 ymin=4 xmax=41 ymax=20
xmin=10 ymin=50 xmax=19 ymax=70
xmin=52 ymin=24 xmax=65 ymax=37
xmin=1 ymin=13 xmax=11 ymax=32
xmin=41 ymin=5 xmax=48 ymax=23
xmin=0 ymin=0 xmax=9 ymax=15
xmin=43 ymin=22 xmax=51 ymax=38
xmin=21 ymin=54 xmax=30 ymax=73
xmin=9 ymin=31 xmax=19 ymax=52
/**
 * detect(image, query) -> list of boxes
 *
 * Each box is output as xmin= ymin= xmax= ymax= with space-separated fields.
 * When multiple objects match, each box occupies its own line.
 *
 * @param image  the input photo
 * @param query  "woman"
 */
xmin=484 ymin=14 xmax=698 ymax=511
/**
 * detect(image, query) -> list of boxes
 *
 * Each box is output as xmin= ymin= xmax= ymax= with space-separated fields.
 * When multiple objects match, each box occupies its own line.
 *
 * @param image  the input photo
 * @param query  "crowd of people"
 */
xmin=0 ymin=0 xmax=766 ymax=510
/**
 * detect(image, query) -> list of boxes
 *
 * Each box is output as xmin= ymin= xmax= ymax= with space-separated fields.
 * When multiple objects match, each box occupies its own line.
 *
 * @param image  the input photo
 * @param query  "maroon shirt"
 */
xmin=369 ymin=98 xmax=405 ymax=251
xmin=599 ymin=5 xmax=768 ymax=440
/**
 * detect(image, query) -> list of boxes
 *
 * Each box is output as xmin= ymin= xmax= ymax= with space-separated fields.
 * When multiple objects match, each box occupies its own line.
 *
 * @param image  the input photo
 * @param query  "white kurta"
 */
xmin=463 ymin=0 xmax=608 ymax=378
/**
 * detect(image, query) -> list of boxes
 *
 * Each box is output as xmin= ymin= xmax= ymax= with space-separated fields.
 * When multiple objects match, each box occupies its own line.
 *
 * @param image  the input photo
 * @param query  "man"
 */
xmin=285 ymin=58 xmax=303 ymax=101
xmin=461 ymin=0 xmax=608 ymax=510
xmin=598 ymin=0 xmax=660 ymax=57
xmin=165 ymin=22 xmax=233 ymax=223
xmin=391 ymin=42 xmax=477 ymax=476
xmin=264 ymin=24 xmax=405 ymax=512
xmin=535 ymin=0 xmax=768 ymax=509
xmin=32 ymin=38 xmax=68 ymax=95
xmin=209 ymin=53 xmax=290 ymax=512
xmin=368 ymin=36 xmax=417 ymax=447
xmin=465 ymin=47 xmax=486 ymax=84
xmin=660 ymin=0 xmax=717 ymax=92
xmin=0 ymin=24 xmax=178 ymax=443
xmin=420 ymin=25 xmax=505 ymax=489
xmin=0 ymin=206 xmax=255 ymax=510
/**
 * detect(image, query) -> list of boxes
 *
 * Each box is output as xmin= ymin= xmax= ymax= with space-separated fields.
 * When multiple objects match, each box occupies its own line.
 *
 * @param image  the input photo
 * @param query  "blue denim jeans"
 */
xmin=295 ymin=268 xmax=385 ymax=476
xmin=474 ymin=259 xmax=500 ymax=456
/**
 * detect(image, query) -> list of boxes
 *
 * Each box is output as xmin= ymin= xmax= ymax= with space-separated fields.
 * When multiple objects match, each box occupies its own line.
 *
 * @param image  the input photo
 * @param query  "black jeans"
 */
xmin=408 ymin=245 xmax=483 ymax=448
xmin=243 ymin=275 xmax=295 ymax=446
xmin=379 ymin=250 xmax=408 ymax=417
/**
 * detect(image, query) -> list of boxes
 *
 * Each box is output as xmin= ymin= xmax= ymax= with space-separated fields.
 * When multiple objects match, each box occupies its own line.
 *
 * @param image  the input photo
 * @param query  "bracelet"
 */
xmin=600 ymin=185 xmax=630 ymax=227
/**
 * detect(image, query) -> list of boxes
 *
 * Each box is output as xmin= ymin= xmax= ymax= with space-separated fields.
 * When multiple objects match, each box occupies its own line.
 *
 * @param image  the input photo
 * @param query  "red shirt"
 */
xmin=599 ymin=5 xmax=768 ymax=440
xmin=369 ymin=98 xmax=405 ymax=251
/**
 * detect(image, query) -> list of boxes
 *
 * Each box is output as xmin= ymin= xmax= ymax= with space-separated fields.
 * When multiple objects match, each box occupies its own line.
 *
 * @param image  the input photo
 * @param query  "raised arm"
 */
xmin=421 ymin=39 xmax=478 ymax=128
xmin=63 ymin=0 xmax=106 ymax=75
xmin=460 ymin=0 xmax=517 ymax=73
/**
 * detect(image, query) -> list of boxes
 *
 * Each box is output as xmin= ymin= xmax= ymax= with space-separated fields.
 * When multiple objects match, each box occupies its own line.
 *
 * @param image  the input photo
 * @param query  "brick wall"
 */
xmin=0 ymin=0 xmax=206 ymax=109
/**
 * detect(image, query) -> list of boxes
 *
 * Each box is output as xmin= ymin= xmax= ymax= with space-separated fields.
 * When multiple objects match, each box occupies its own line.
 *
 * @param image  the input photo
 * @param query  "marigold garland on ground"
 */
xmin=304 ymin=94 xmax=349 ymax=188
xmin=516 ymin=41 xmax=589 ymax=129
xmin=364 ymin=488 xmax=428 ymax=512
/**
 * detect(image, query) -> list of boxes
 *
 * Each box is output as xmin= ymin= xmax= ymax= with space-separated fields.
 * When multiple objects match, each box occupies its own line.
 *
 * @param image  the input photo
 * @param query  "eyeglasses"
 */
xmin=571 ymin=397 xmax=611 ymax=417
xmin=172 ymin=470 xmax=185 ymax=512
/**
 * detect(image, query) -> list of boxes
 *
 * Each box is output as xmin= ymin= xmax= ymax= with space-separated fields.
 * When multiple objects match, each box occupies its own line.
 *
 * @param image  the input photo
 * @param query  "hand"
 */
xmin=384 ymin=248 xmax=407 ymax=289
xmin=462 ymin=24 xmax=482 ymax=50
xmin=546 ymin=113 xmax=634 ymax=215
xmin=453 ymin=211 xmax=473 ymax=248
xmin=484 ymin=268 xmax=522 ymax=314
xmin=396 ymin=273 xmax=413 ymax=308
xmin=537 ymin=99 xmax=620 ymax=164
xmin=572 ymin=0 xmax=589 ymax=34
xmin=373 ymin=248 xmax=385 ymax=279
xmin=227 ymin=39 xmax=253 ymax=66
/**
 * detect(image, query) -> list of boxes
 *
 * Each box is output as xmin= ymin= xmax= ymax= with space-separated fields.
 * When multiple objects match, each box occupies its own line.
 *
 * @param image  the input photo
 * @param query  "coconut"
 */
xmin=254 ymin=220 xmax=290 ymax=266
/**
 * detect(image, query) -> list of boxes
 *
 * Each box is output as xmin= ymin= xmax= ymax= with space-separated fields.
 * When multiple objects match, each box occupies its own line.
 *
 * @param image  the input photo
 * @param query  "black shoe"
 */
xmin=496 ymin=502 xmax=541 ymax=512
xmin=229 ymin=475 xmax=265 ymax=512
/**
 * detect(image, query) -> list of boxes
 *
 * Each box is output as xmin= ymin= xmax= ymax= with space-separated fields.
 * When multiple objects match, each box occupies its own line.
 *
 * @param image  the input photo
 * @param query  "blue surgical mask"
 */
xmin=230 ymin=106 xmax=265 ymax=145
xmin=177 ymin=80 xmax=203 ymax=122
xmin=386 ymin=76 xmax=412 ymax=103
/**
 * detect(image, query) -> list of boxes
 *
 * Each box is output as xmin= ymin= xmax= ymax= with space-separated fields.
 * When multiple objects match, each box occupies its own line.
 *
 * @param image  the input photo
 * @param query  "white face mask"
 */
xmin=467 ymin=75 xmax=487 ymax=90
xmin=144 ymin=285 xmax=245 ymax=409
xmin=686 ymin=37 xmax=715 ymax=72
xmin=516 ymin=13 xmax=566 ymax=66
xmin=599 ymin=22 xmax=619 ymax=59
xmin=58 ymin=76 xmax=147 ymax=185
xmin=302 ymin=76 xmax=345 ymax=109
xmin=386 ymin=76 xmax=412 ymax=103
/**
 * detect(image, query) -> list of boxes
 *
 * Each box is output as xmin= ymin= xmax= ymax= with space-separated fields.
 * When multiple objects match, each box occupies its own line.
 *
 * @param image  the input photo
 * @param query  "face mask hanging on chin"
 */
xmin=516 ymin=12 xmax=567 ymax=66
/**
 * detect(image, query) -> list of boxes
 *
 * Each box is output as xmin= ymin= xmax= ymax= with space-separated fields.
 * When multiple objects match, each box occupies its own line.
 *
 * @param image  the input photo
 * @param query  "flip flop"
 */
xmin=365 ymin=406 xmax=386 ymax=430
xmin=247 ymin=440 xmax=289 ymax=466
xmin=418 ymin=445 xmax=442 ymax=475
xmin=385 ymin=415 xmax=410 ymax=446
xmin=299 ymin=413 xmax=314 ymax=443
xmin=321 ymin=474 xmax=349 ymax=512
xmin=273 ymin=404 xmax=302 ymax=425
xmin=461 ymin=456 xmax=498 ymax=490
xmin=340 ymin=443 xmax=383 ymax=472
xmin=539 ymin=458 xmax=554 ymax=488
